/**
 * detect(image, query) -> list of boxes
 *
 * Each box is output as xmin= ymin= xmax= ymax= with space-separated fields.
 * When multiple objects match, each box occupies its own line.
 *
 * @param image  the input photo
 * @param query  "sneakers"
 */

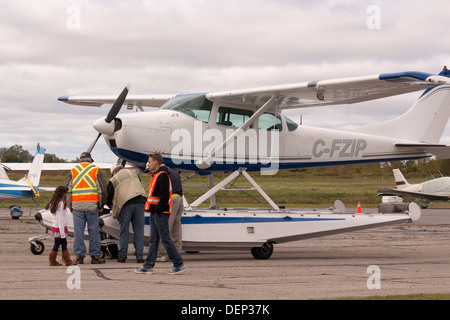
xmin=135 ymin=267 xmax=153 ymax=274
xmin=167 ymin=265 xmax=186 ymax=275
xmin=134 ymin=265 xmax=186 ymax=275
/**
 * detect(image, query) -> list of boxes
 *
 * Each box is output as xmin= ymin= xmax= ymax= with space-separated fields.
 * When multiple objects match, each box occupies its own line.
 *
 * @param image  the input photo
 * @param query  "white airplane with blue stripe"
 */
xmin=0 ymin=144 xmax=45 ymax=209
xmin=59 ymin=67 xmax=450 ymax=174
xmin=32 ymin=67 xmax=449 ymax=259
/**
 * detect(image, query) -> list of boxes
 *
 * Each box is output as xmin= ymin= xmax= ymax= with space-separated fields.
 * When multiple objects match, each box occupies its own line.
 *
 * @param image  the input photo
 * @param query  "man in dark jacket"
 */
xmin=156 ymin=165 xmax=183 ymax=261
xmin=135 ymin=153 xmax=185 ymax=275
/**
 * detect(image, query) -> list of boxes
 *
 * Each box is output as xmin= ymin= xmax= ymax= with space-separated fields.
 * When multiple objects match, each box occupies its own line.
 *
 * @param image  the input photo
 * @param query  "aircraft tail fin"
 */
xmin=393 ymin=168 xmax=410 ymax=190
xmin=359 ymin=67 xmax=450 ymax=143
xmin=18 ymin=144 xmax=46 ymax=191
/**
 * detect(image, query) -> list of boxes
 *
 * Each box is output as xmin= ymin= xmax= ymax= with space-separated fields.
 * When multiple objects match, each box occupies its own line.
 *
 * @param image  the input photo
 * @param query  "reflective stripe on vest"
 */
xmin=71 ymin=163 xmax=99 ymax=203
xmin=145 ymin=171 xmax=172 ymax=213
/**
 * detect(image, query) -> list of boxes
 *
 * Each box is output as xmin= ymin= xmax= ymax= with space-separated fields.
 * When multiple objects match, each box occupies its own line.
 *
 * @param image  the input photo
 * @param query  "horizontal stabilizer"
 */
xmin=377 ymin=187 xmax=450 ymax=201
xmin=0 ymin=186 xmax=32 ymax=192
xmin=395 ymin=143 xmax=450 ymax=159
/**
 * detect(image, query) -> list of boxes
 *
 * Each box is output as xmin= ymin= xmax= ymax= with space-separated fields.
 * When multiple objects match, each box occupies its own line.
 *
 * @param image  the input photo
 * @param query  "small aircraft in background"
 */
xmin=0 ymin=144 xmax=45 ymax=218
xmin=2 ymin=150 xmax=129 ymax=219
xmin=378 ymin=168 xmax=450 ymax=208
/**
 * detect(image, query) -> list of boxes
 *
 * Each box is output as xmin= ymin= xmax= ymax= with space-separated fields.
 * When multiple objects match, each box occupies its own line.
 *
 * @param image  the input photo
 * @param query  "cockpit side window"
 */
xmin=161 ymin=93 xmax=213 ymax=123
xmin=216 ymin=106 xmax=254 ymax=127
xmin=258 ymin=113 xmax=283 ymax=131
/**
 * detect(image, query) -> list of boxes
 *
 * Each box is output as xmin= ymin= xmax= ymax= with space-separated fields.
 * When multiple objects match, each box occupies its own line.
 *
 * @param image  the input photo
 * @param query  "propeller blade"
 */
xmin=105 ymin=84 xmax=130 ymax=123
xmin=88 ymin=84 xmax=130 ymax=153
xmin=87 ymin=132 xmax=102 ymax=154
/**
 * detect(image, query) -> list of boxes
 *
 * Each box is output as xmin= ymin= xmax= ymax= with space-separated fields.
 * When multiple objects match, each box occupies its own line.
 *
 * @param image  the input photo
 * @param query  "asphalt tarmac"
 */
xmin=1 ymin=206 xmax=449 ymax=302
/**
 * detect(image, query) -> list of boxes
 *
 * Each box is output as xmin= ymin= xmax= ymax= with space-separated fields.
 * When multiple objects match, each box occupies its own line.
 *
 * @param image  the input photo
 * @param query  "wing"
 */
xmin=2 ymin=163 xmax=128 ymax=170
xmin=58 ymin=71 xmax=449 ymax=111
xmin=58 ymin=94 xmax=175 ymax=108
xmin=377 ymin=187 xmax=450 ymax=201
xmin=207 ymin=71 xmax=449 ymax=110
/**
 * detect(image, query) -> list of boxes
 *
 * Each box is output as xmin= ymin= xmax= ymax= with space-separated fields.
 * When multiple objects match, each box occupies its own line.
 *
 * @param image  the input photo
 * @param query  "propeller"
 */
xmin=87 ymin=84 xmax=130 ymax=153
xmin=105 ymin=84 xmax=130 ymax=123
xmin=86 ymin=132 xmax=102 ymax=154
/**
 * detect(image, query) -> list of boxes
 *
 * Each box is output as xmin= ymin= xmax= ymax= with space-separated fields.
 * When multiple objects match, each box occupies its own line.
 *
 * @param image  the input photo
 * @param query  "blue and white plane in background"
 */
xmin=0 ymin=144 xmax=45 ymax=218
xmin=30 ymin=67 xmax=450 ymax=259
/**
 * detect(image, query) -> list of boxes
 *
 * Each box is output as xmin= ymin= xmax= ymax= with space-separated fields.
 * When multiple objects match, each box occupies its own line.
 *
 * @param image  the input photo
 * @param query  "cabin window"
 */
xmin=216 ymin=106 xmax=254 ymax=127
xmin=161 ymin=93 xmax=213 ymax=123
xmin=258 ymin=113 xmax=283 ymax=131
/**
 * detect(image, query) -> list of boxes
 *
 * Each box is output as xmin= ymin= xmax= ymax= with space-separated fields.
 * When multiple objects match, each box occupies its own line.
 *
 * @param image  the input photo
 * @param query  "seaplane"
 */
xmin=1 ymin=144 xmax=45 ymax=219
xmin=31 ymin=67 xmax=450 ymax=259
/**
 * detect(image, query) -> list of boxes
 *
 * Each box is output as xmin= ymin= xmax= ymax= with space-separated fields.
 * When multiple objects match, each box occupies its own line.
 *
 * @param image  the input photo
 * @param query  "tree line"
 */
xmin=0 ymin=144 xmax=68 ymax=163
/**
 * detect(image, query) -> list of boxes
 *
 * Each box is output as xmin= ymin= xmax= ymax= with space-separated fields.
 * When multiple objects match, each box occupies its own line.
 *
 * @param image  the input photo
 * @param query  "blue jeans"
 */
xmin=72 ymin=209 xmax=101 ymax=257
xmin=144 ymin=212 xmax=183 ymax=269
xmin=118 ymin=202 xmax=145 ymax=259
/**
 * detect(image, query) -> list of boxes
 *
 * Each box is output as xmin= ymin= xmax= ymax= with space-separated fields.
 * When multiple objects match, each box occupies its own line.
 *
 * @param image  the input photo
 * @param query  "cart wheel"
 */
xmin=30 ymin=241 xmax=45 ymax=255
xmin=251 ymin=242 xmax=273 ymax=259
xmin=100 ymin=246 xmax=106 ymax=259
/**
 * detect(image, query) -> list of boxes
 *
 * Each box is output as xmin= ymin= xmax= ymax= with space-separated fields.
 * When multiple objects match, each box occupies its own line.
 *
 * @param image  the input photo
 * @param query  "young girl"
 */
xmin=46 ymin=186 xmax=76 ymax=266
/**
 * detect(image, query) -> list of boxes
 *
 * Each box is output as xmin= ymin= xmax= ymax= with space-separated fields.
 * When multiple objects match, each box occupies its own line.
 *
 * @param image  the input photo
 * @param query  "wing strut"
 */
xmin=25 ymin=175 xmax=39 ymax=197
xmin=196 ymin=95 xmax=277 ymax=169
xmin=187 ymin=167 xmax=280 ymax=211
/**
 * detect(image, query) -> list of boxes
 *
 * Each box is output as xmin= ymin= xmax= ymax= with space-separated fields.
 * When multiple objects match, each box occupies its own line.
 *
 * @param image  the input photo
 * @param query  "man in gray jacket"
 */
xmin=106 ymin=165 xmax=147 ymax=263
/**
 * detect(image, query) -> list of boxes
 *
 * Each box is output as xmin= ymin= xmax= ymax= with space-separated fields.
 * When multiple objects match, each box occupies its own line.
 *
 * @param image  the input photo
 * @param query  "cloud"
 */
xmin=1 ymin=0 xmax=450 ymax=161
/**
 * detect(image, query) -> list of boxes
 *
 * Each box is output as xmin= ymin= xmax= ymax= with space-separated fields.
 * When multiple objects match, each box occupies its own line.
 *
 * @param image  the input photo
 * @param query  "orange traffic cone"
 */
xmin=356 ymin=201 xmax=362 ymax=213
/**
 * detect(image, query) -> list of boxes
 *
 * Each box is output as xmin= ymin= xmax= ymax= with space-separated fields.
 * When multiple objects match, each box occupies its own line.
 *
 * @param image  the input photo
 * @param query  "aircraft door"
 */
xmin=257 ymin=113 xmax=285 ymax=172
xmin=210 ymin=106 xmax=284 ymax=170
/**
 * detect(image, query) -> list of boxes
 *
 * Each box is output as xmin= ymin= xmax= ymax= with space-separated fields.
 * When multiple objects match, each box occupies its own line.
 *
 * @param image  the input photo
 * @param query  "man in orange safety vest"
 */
xmin=65 ymin=151 xmax=107 ymax=265
xmin=135 ymin=153 xmax=185 ymax=275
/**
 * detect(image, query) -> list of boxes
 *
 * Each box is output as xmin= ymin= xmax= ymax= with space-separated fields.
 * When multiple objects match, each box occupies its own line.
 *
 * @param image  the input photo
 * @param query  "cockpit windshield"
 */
xmin=283 ymin=115 xmax=299 ymax=132
xmin=160 ymin=93 xmax=213 ymax=123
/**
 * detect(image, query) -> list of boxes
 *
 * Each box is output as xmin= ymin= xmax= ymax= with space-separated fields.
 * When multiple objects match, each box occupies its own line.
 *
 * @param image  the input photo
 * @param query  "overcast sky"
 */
xmin=1 ymin=0 xmax=450 ymax=162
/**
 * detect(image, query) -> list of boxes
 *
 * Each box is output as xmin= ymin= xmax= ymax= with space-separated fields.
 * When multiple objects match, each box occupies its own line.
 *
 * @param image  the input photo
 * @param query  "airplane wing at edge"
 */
xmin=58 ymin=72 xmax=450 ymax=112
xmin=58 ymin=94 xmax=175 ymax=108
xmin=377 ymin=187 xmax=450 ymax=201
xmin=3 ymin=163 xmax=130 ymax=170
xmin=207 ymin=71 xmax=449 ymax=110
